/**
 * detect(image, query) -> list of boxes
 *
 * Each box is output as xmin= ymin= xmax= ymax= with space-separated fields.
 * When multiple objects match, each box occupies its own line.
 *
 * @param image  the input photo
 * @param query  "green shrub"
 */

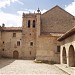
xmin=49 ymin=60 xmax=56 ymax=64
xmin=34 ymin=60 xmax=56 ymax=65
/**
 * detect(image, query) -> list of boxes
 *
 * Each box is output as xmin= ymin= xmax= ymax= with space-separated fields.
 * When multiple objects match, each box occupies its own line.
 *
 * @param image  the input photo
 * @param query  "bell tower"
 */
xmin=22 ymin=13 xmax=36 ymax=59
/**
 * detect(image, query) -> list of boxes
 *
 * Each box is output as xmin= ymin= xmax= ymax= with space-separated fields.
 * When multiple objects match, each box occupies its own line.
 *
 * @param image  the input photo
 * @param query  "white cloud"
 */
xmin=41 ymin=9 xmax=47 ymax=14
xmin=0 ymin=9 xmax=47 ymax=27
xmin=17 ymin=0 xmax=24 ymax=5
xmin=0 ymin=0 xmax=24 ymax=27
xmin=0 ymin=0 xmax=23 ymax=8
xmin=0 ymin=10 xmax=22 ymax=27
xmin=17 ymin=9 xmax=47 ymax=15
xmin=65 ymin=0 xmax=75 ymax=16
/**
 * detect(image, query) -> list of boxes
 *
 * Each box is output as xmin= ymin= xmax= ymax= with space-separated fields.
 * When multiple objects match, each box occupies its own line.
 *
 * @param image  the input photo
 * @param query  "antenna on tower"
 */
xmin=37 ymin=8 xmax=40 ymax=13
xmin=2 ymin=23 xmax=5 ymax=27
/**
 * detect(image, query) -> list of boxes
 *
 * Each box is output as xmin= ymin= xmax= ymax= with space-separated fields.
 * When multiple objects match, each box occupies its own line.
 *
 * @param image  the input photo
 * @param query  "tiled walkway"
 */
xmin=55 ymin=64 xmax=75 ymax=75
xmin=0 ymin=58 xmax=69 ymax=75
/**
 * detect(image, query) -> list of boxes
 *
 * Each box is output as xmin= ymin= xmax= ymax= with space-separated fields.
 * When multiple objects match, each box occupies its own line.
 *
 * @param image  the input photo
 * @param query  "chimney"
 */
xmin=2 ymin=23 xmax=5 ymax=27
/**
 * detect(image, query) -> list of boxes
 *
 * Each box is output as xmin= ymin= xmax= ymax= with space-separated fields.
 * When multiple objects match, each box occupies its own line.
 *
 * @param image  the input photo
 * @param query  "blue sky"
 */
xmin=0 ymin=0 xmax=75 ymax=27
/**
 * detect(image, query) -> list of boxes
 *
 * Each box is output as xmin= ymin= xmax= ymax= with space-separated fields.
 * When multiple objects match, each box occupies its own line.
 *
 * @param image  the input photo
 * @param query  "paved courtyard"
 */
xmin=0 ymin=58 xmax=69 ymax=75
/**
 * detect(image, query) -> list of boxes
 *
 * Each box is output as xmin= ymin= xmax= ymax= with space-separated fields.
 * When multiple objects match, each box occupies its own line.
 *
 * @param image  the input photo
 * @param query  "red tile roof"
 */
xmin=58 ymin=27 xmax=75 ymax=41
xmin=1 ymin=27 xmax=22 ymax=32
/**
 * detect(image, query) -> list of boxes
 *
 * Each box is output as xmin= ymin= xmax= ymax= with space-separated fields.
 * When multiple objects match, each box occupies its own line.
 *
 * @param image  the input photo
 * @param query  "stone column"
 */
xmin=60 ymin=46 xmax=63 ymax=64
xmin=36 ymin=13 xmax=41 ymax=37
xmin=66 ymin=46 xmax=69 ymax=66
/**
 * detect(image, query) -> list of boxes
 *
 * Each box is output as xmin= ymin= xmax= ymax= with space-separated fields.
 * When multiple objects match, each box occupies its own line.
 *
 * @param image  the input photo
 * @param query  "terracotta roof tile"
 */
xmin=58 ymin=26 xmax=75 ymax=41
xmin=41 ymin=32 xmax=64 ymax=37
xmin=1 ymin=27 xmax=22 ymax=32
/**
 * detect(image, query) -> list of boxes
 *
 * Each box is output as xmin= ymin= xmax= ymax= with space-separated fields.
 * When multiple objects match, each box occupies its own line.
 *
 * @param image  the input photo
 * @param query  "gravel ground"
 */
xmin=0 ymin=58 xmax=69 ymax=75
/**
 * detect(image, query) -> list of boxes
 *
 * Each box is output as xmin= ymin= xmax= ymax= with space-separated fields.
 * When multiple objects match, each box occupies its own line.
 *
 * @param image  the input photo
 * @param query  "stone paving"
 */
xmin=0 ymin=58 xmax=69 ymax=75
xmin=55 ymin=64 xmax=75 ymax=75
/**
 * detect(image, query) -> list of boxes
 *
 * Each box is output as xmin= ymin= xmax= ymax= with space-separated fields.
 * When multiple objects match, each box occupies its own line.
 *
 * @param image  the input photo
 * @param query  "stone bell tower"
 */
xmin=22 ymin=7 xmax=41 ymax=59
xmin=22 ymin=12 xmax=37 ymax=59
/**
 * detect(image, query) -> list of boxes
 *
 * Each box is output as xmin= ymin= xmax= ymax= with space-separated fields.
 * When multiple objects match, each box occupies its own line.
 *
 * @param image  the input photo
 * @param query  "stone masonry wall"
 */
xmin=1 ymin=31 xmax=22 ymax=58
xmin=36 ymin=35 xmax=60 ymax=63
xmin=22 ymin=14 xmax=36 ymax=59
xmin=41 ymin=6 xmax=75 ymax=33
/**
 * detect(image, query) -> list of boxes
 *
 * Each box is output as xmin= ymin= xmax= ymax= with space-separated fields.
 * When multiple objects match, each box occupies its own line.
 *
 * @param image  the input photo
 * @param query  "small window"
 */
xmin=28 ymin=20 xmax=30 ymax=28
xmin=33 ymin=20 xmax=35 ymax=28
xmin=30 ymin=33 xmax=31 ymax=35
xmin=17 ymin=41 xmax=20 ymax=46
xmin=13 ymin=33 xmax=16 ymax=37
xmin=30 ymin=42 xmax=33 ymax=46
xmin=3 ymin=41 xmax=4 ymax=44
xmin=57 ymin=46 xmax=60 ymax=52
xmin=2 ymin=49 xmax=4 ymax=51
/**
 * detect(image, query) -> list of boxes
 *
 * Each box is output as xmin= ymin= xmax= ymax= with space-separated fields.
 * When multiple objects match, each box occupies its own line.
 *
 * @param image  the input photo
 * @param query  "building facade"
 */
xmin=0 ymin=27 xmax=22 ymax=59
xmin=58 ymin=27 xmax=75 ymax=67
xmin=0 ymin=6 xmax=75 ymax=64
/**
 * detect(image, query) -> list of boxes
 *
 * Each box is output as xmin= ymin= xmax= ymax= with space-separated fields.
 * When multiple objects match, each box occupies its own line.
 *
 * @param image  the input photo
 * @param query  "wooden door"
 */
xmin=13 ymin=51 xmax=19 ymax=59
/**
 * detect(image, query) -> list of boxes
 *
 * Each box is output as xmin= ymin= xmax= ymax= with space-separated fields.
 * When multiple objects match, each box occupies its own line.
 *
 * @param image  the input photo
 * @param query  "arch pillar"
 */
xmin=65 ymin=46 xmax=69 ymax=66
xmin=60 ymin=46 xmax=63 ymax=64
xmin=60 ymin=45 xmax=69 ymax=66
xmin=68 ymin=45 xmax=75 ymax=67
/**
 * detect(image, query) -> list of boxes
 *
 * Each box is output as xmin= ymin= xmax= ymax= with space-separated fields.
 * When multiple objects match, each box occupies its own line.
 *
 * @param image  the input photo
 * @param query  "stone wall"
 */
xmin=60 ymin=34 xmax=75 ymax=66
xmin=36 ymin=35 xmax=60 ymax=63
xmin=0 ymin=31 xmax=2 ymax=58
xmin=22 ymin=14 xmax=36 ymax=59
xmin=41 ymin=6 xmax=74 ymax=33
xmin=1 ymin=31 xmax=22 ymax=58
xmin=0 ymin=6 xmax=74 ymax=64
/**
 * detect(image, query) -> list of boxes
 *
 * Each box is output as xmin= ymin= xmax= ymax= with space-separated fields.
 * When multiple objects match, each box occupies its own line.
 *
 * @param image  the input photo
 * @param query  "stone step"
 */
xmin=55 ymin=64 xmax=74 ymax=75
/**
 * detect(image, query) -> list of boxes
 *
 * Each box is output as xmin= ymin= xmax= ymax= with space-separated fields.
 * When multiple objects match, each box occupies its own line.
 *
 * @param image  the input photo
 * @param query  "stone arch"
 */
xmin=68 ymin=45 xmax=75 ymax=67
xmin=62 ymin=47 xmax=67 ymax=64
xmin=13 ymin=51 xmax=19 ymax=59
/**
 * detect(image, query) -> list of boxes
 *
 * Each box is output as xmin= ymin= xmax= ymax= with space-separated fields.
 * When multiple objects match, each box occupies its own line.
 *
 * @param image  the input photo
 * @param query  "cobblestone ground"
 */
xmin=0 ymin=58 xmax=69 ymax=75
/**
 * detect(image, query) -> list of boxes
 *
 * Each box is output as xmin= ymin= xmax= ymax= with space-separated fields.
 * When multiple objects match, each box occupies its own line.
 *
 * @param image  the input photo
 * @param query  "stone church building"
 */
xmin=0 ymin=6 xmax=75 ymax=64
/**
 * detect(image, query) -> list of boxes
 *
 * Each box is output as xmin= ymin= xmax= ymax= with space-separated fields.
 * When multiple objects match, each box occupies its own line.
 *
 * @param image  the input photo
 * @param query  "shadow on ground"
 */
xmin=0 ymin=58 xmax=15 ymax=69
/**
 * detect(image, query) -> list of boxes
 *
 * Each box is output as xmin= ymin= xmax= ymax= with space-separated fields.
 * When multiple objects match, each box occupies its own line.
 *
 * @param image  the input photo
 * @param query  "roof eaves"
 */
xmin=58 ymin=27 xmax=75 ymax=41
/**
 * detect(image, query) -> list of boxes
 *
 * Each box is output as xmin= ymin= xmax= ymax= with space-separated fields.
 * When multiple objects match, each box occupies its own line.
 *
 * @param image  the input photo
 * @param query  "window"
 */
xmin=28 ymin=20 xmax=30 ymax=28
xmin=57 ymin=46 xmax=60 ymax=52
xmin=30 ymin=33 xmax=31 ymax=35
xmin=3 ymin=41 xmax=4 ymax=44
xmin=17 ymin=41 xmax=20 ymax=46
xmin=33 ymin=20 xmax=35 ymax=28
xmin=2 ymin=49 xmax=4 ymax=51
xmin=30 ymin=42 xmax=33 ymax=46
xmin=13 ymin=33 xmax=16 ymax=37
